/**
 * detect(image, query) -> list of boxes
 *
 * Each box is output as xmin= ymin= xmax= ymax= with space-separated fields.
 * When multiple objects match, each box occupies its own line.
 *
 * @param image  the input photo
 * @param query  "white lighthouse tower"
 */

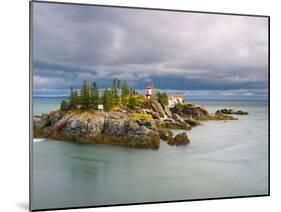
xmin=145 ymin=82 xmax=152 ymax=99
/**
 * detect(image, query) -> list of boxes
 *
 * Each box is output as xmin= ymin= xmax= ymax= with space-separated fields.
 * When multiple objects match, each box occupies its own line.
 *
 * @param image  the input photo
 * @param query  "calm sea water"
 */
xmin=32 ymin=97 xmax=269 ymax=210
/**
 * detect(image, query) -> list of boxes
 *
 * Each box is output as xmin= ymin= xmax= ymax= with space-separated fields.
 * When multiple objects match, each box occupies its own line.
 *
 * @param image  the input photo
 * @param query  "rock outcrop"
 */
xmin=163 ymin=105 xmax=172 ymax=118
xmin=196 ymin=113 xmax=237 ymax=121
xmin=154 ymin=118 xmax=191 ymax=130
xmin=184 ymin=117 xmax=200 ymax=126
xmin=141 ymin=109 xmax=161 ymax=120
xmin=168 ymin=132 xmax=190 ymax=145
xmin=171 ymin=103 xmax=209 ymax=119
xmin=142 ymin=100 xmax=192 ymax=130
xmin=33 ymin=98 xmax=245 ymax=149
xmin=170 ymin=102 xmax=237 ymax=121
xmin=149 ymin=99 xmax=166 ymax=118
xmin=216 ymin=108 xmax=249 ymax=115
xmin=158 ymin=129 xmax=173 ymax=142
xmin=33 ymin=111 xmax=160 ymax=149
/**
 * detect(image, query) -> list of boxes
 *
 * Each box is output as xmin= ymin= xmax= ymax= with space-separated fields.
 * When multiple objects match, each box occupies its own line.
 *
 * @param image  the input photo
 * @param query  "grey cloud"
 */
xmin=32 ymin=2 xmax=268 ymax=97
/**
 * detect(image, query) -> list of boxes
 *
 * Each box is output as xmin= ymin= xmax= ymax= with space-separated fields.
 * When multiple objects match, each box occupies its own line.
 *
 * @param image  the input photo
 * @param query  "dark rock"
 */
xmin=136 ymin=119 xmax=152 ymax=128
xmin=149 ymin=99 xmax=166 ymax=118
xmin=215 ymin=108 xmax=249 ymax=115
xmin=142 ymin=109 xmax=161 ymax=120
xmin=33 ymin=115 xmax=49 ymax=129
xmin=171 ymin=103 xmax=209 ymax=119
xmin=172 ymin=114 xmax=187 ymax=124
xmin=154 ymin=119 xmax=164 ymax=128
xmin=168 ymin=132 xmax=190 ymax=145
xmin=103 ymin=117 xmax=127 ymax=136
xmin=33 ymin=111 xmax=160 ymax=149
xmin=48 ymin=111 xmax=65 ymax=125
xmin=144 ymin=101 xmax=194 ymax=130
xmin=172 ymin=113 xmax=192 ymax=130
xmin=163 ymin=105 xmax=172 ymax=117
xmin=143 ymin=108 xmax=191 ymax=130
xmin=158 ymin=129 xmax=173 ymax=142
xmin=155 ymin=118 xmax=191 ymax=130
xmin=236 ymin=110 xmax=249 ymax=115
xmin=196 ymin=114 xmax=237 ymax=121
xmin=184 ymin=117 xmax=200 ymax=126
xmin=63 ymin=113 xmax=105 ymax=136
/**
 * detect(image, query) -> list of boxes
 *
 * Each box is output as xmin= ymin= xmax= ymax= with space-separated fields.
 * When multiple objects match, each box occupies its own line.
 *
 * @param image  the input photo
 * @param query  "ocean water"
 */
xmin=31 ymin=98 xmax=269 ymax=210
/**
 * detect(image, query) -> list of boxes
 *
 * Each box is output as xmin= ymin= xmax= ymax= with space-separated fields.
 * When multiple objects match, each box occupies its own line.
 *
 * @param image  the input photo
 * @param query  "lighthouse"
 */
xmin=145 ymin=83 xmax=152 ymax=99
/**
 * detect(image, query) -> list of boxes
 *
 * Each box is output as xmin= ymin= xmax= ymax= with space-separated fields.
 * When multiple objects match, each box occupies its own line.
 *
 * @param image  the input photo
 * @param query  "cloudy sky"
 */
xmin=32 ymin=2 xmax=268 ymax=99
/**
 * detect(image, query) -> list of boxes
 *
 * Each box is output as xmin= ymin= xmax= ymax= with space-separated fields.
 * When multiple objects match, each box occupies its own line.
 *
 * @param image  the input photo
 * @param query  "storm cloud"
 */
xmin=32 ymin=2 xmax=268 ymax=99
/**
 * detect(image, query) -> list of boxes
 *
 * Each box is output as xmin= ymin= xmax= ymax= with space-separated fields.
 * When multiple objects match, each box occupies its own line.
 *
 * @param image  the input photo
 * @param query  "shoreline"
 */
xmin=33 ymin=99 xmax=249 ymax=149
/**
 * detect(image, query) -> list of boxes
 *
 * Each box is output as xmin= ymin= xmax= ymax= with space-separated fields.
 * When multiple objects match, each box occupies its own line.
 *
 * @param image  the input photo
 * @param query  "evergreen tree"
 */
xmin=112 ymin=79 xmax=119 ymax=105
xmin=127 ymin=96 xmax=137 ymax=110
xmin=112 ymin=79 xmax=118 ymax=91
xmin=59 ymin=79 xmax=144 ymax=112
xmin=102 ymin=88 xmax=113 ymax=111
xmin=121 ymin=80 xmax=130 ymax=97
xmin=60 ymin=100 xmax=68 ymax=111
xmin=133 ymin=89 xmax=138 ymax=95
xmin=73 ymin=89 xmax=79 ymax=106
xmin=117 ymin=79 xmax=121 ymax=90
xmin=162 ymin=92 xmax=168 ymax=106
xmin=121 ymin=81 xmax=130 ymax=104
xmin=69 ymin=86 xmax=78 ymax=109
xmin=157 ymin=91 xmax=169 ymax=107
xmin=90 ymin=81 xmax=99 ymax=108
xmin=80 ymin=80 xmax=91 ymax=109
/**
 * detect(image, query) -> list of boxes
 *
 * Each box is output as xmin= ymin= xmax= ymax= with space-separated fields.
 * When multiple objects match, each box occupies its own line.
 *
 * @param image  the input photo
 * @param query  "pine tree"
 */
xmin=162 ymin=92 xmax=168 ymax=106
xmin=80 ymin=80 xmax=91 ymax=109
xmin=121 ymin=80 xmax=130 ymax=97
xmin=90 ymin=81 xmax=99 ymax=108
xmin=133 ymin=89 xmax=137 ymax=95
xmin=121 ymin=81 xmax=130 ymax=104
xmin=117 ymin=79 xmax=121 ymax=90
xmin=102 ymin=88 xmax=113 ymax=111
xmin=73 ymin=89 xmax=79 ymax=106
xmin=127 ymin=96 xmax=137 ymax=110
xmin=60 ymin=100 xmax=68 ymax=111
xmin=69 ymin=86 xmax=78 ymax=109
xmin=112 ymin=79 xmax=120 ymax=105
xmin=157 ymin=91 xmax=169 ymax=108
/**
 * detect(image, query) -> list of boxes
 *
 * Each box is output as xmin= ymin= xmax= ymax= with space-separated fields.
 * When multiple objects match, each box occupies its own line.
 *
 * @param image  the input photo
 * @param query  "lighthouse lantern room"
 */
xmin=145 ymin=83 xmax=152 ymax=99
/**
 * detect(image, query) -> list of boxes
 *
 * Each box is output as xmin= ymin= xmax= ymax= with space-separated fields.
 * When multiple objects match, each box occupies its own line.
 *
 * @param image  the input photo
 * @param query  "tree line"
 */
xmin=60 ymin=79 xmax=139 ymax=112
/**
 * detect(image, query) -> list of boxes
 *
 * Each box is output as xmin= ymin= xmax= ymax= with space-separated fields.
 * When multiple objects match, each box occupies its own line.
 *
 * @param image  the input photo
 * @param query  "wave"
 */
xmin=33 ymin=138 xmax=47 ymax=143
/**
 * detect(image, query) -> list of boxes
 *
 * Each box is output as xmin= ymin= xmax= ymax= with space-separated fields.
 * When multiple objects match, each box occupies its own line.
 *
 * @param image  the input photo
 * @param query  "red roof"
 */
xmin=146 ymin=82 xmax=152 ymax=89
xmin=170 ymin=95 xmax=183 ymax=99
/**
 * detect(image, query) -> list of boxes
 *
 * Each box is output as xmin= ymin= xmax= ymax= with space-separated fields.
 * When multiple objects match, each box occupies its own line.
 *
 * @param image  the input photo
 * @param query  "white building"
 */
xmin=97 ymin=104 xmax=104 ymax=110
xmin=168 ymin=96 xmax=183 ymax=107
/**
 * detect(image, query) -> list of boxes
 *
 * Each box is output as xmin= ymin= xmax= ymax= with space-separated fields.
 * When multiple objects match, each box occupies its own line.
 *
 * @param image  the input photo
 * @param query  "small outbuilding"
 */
xmin=97 ymin=104 xmax=104 ymax=110
xmin=168 ymin=96 xmax=183 ymax=107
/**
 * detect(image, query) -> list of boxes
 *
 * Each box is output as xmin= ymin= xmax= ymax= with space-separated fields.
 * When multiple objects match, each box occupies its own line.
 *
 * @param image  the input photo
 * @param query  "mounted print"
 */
xmin=30 ymin=1 xmax=269 ymax=211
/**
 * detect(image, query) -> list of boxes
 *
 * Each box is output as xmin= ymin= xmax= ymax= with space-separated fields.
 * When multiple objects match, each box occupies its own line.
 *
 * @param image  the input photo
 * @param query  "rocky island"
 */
xmin=33 ymin=80 xmax=248 ymax=149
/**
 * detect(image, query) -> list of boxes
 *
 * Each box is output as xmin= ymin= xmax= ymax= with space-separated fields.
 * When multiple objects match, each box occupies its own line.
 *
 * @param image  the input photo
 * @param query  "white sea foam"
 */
xmin=33 ymin=138 xmax=47 ymax=143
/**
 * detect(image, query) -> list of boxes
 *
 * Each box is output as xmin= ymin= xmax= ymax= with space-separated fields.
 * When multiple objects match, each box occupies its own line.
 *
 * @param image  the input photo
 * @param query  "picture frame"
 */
xmin=30 ymin=1 xmax=270 ymax=211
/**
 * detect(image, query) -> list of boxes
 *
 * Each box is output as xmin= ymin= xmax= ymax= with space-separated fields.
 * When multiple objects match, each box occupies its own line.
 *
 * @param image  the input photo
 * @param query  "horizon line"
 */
xmin=32 ymin=95 xmax=268 ymax=101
